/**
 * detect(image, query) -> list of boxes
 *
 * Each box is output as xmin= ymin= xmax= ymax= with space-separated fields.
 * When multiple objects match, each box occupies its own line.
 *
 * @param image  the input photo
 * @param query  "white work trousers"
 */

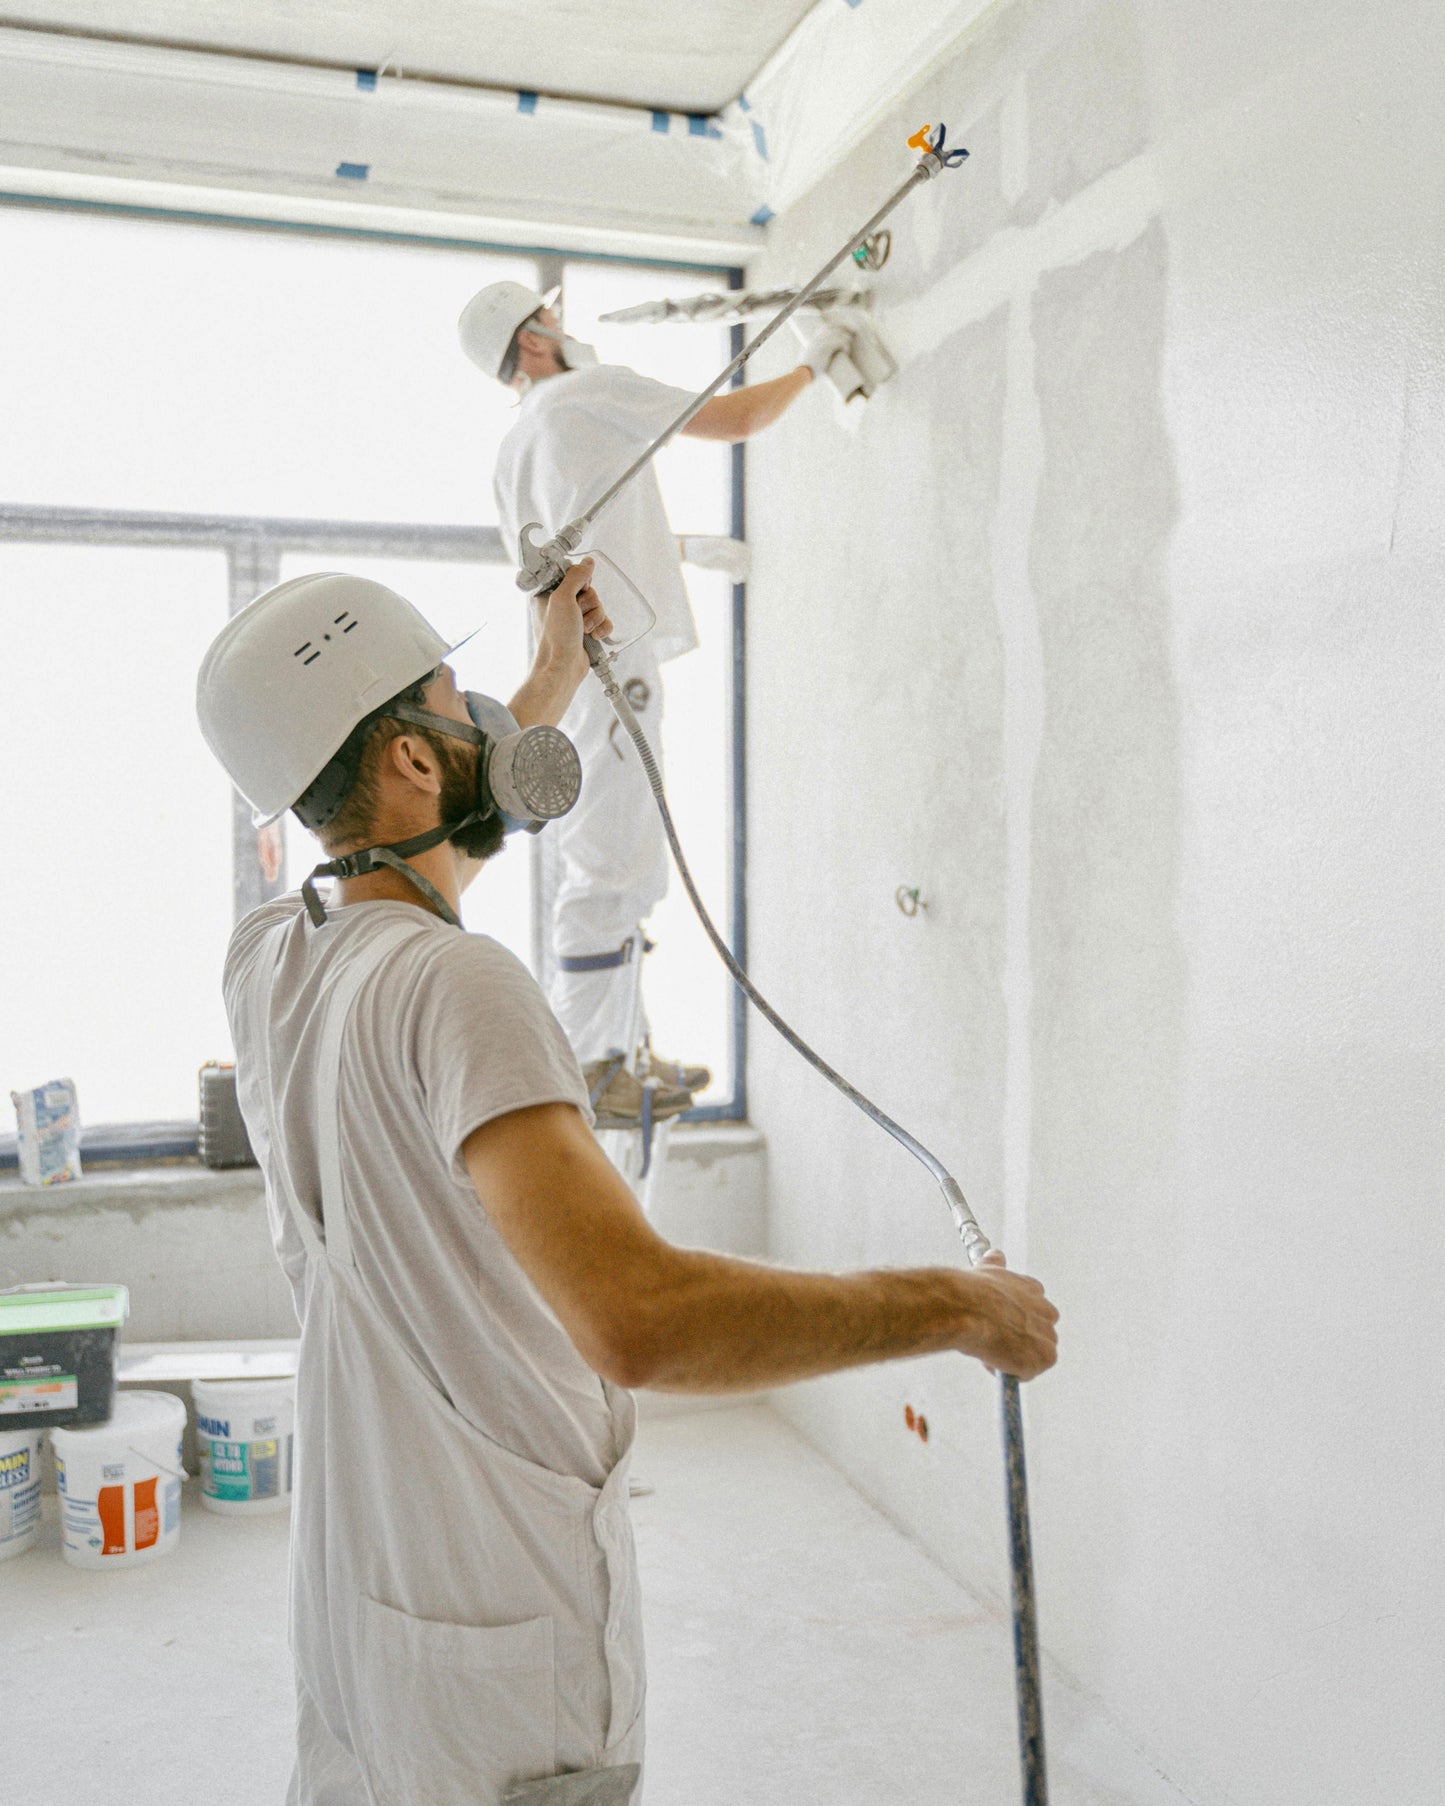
xmin=549 ymin=640 xmax=667 ymax=1066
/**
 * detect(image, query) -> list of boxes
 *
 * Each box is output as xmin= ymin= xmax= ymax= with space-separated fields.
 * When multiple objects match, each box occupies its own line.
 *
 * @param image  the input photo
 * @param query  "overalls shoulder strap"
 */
xmin=250 ymin=914 xmax=429 ymax=1270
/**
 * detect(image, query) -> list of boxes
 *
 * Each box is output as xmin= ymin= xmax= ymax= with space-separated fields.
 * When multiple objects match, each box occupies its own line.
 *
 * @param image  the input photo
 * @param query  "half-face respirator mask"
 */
xmin=519 ymin=320 xmax=599 ymax=377
xmin=298 ymin=688 xmax=581 ymax=929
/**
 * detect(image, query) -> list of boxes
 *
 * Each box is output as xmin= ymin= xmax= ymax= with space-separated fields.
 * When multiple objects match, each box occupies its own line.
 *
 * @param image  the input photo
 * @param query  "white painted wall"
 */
xmin=742 ymin=3 xmax=1445 ymax=1801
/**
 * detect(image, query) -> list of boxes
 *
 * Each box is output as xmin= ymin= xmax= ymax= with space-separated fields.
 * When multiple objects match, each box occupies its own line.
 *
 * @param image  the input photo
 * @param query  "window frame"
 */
xmin=0 ymin=201 xmax=748 ymax=1165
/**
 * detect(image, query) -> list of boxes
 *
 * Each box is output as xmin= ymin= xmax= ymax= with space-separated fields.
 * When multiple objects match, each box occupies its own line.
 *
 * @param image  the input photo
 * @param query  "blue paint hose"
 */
xmin=588 ymin=647 xmax=1049 ymax=1806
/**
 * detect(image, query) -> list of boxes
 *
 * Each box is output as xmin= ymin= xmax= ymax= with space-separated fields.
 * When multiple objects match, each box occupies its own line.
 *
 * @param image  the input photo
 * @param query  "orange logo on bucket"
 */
xmin=97 ymin=1483 xmax=126 ymax=1555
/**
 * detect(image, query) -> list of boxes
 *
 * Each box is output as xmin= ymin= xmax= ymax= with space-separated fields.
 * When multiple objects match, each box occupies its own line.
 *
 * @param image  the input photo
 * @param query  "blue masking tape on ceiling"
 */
xmin=844 ymin=0 xmax=864 ymax=8
xmin=651 ymin=111 xmax=669 ymax=133
xmin=737 ymin=94 xmax=752 ymax=113
xmin=356 ymin=69 xmax=377 ymax=91
xmin=750 ymin=205 xmax=774 ymax=226
xmin=335 ymin=162 xmax=370 ymax=181
xmin=751 ymin=121 xmax=768 ymax=160
xmin=688 ymin=115 xmax=723 ymax=139
xmin=518 ymin=91 xmax=538 ymax=114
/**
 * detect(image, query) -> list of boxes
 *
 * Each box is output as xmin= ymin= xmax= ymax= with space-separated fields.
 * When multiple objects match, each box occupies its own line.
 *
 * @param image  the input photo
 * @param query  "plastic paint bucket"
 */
xmin=0 ymin=1426 xmax=44 ymax=1561
xmin=51 ymin=1390 xmax=185 ymax=1570
xmin=194 ymin=1377 xmax=296 ymax=1515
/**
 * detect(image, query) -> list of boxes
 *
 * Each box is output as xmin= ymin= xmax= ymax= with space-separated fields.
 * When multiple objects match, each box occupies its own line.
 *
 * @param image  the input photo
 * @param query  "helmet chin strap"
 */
xmin=301 ymin=812 xmax=486 ymax=930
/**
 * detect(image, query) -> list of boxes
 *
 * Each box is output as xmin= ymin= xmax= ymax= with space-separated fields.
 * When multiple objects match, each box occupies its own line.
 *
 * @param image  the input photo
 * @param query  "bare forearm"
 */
xmin=508 ymin=653 xmax=581 ymax=728
xmin=628 ymin=1251 xmax=980 ymax=1393
xmin=685 ymin=368 xmax=812 ymax=442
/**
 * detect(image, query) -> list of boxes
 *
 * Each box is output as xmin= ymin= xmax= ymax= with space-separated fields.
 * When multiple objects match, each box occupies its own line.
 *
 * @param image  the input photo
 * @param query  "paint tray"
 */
xmin=0 ymin=1284 xmax=130 ymax=1428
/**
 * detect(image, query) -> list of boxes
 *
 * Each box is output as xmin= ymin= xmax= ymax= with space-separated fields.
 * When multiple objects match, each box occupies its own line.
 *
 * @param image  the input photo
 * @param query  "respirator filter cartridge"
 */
xmin=488 ymin=725 xmax=582 ymax=823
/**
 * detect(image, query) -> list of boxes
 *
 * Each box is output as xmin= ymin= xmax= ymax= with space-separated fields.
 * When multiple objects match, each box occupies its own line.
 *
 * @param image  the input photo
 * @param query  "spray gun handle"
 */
xmin=516 ymin=520 xmax=582 ymax=597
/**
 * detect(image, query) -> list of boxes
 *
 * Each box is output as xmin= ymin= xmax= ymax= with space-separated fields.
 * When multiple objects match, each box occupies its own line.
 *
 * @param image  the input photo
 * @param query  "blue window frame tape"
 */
xmin=335 ymin=162 xmax=369 ymax=181
xmin=651 ymin=110 xmax=669 ymax=133
xmin=355 ymin=70 xmax=377 ymax=91
xmin=750 ymin=205 xmax=774 ymax=226
xmin=518 ymin=90 xmax=538 ymax=115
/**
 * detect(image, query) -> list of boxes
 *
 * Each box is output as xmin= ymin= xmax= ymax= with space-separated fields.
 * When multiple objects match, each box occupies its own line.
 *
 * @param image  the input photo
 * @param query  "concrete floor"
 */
xmin=4 ymin=1404 xmax=1185 ymax=1805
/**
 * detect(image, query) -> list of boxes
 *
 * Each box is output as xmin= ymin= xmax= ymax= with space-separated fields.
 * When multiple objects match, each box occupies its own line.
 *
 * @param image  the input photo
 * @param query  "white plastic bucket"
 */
xmin=0 ymin=1426 xmax=44 ymax=1561
xmin=51 ymin=1389 xmax=185 ymax=1569
xmin=194 ymin=1377 xmax=295 ymax=1515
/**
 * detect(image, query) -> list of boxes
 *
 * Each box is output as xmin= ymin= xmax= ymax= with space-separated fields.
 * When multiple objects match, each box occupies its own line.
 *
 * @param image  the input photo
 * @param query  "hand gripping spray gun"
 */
xmin=516 ymin=123 xmax=1049 ymax=1806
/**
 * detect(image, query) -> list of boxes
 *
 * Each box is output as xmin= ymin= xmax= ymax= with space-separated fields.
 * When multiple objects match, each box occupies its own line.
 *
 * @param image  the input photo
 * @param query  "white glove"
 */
xmin=680 ymin=536 xmax=751 ymax=583
xmin=791 ymin=313 xmax=854 ymax=381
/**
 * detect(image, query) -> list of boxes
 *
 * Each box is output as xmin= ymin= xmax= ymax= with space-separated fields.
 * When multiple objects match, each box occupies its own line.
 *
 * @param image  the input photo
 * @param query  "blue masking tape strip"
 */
xmin=518 ymin=90 xmax=538 ymax=114
xmin=688 ymin=115 xmax=722 ymax=139
xmin=750 ymin=205 xmax=774 ymax=226
xmin=335 ymin=162 xmax=369 ymax=181
xmin=738 ymin=95 xmax=752 ymax=113
xmin=651 ymin=110 xmax=669 ymax=133
xmin=356 ymin=70 xmax=377 ymax=91
xmin=845 ymin=0 xmax=864 ymax=8
xmin=751 ymin=121 xmax=768 ymax=160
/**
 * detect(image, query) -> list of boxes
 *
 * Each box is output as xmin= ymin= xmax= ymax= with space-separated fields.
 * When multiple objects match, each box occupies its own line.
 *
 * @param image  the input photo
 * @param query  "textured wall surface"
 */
xmin=742 ymin=2 xmax=1445 ymax=1801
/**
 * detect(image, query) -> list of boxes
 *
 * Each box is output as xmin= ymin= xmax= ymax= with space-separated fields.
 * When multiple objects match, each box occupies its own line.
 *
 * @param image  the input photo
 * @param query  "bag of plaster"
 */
xmin=10 ymin=1078 xmax=82 ymax=1186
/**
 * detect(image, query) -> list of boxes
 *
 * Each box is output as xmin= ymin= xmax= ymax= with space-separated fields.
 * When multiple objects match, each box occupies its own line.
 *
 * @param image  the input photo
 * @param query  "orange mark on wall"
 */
xmin=904 ymin=1405 xmax=916 ymax=1430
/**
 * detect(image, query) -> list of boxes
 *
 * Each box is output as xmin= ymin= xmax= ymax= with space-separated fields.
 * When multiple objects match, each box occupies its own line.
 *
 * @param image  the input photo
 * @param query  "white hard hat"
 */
xmin=196 ymin=573 xmax=452 ymax=825
xmin=457 ymin=280 xmax=550 ymax=381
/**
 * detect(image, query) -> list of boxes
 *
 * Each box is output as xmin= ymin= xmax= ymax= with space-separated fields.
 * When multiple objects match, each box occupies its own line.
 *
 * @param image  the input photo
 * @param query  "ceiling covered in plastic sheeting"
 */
xmin=0 ymin=0 xmax=818 ymax=113
xmin=0 ymin=1 xmax=997 ymax=259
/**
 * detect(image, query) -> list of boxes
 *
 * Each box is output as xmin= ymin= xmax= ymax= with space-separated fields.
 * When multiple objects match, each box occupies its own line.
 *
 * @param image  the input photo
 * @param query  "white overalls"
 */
xmin=232 ymin=901 xmax=646 ymax=1805
xmin=493 ymin=364 xmax=699 ymax=1068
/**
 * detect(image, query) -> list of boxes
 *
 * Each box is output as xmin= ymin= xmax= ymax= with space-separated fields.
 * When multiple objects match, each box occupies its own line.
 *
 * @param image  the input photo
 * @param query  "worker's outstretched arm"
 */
xmin=507 ymin=558 xmax=611 ymax=728
xmin=464 ymin=1103 xmax=1058 ymax=1393
xmin=682 ymin=368 xmax=813 ymax=442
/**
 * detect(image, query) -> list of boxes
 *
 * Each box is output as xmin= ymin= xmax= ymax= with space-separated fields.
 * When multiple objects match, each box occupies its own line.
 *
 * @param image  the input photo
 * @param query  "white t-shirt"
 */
xmin=493 ymin=363 xmax=699 ymax=664
xmin=224 ymin=894 xmax=618 ymax=1486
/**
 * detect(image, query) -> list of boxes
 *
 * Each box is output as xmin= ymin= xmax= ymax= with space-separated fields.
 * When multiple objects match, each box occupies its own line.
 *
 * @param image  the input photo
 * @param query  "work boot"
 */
xmin=584 ymin=1053 xmax=694 ymax=1131
xmin=641 ymin=1048 xmax=712 ymax=1093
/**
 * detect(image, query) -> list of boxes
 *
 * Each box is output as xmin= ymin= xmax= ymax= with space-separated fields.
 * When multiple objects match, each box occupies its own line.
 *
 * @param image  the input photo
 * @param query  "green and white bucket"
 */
xmin=194 ymin=1377 xmax=295 ymax=1515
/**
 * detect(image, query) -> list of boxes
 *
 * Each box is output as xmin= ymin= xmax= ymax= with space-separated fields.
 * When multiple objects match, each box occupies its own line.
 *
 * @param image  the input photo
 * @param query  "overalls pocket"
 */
xmin=355 ymin=1595 xmax=558 ymax=1803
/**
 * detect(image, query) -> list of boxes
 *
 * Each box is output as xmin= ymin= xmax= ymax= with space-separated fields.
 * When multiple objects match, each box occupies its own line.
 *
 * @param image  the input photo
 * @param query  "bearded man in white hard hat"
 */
xmin=458 ymin=280 xmax=848 ymax=1144
xmin=195 ymin=562 xmax=1059 ymax=1805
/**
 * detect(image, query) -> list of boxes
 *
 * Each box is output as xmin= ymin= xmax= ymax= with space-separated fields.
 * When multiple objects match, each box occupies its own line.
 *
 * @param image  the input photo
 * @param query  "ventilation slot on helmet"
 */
xmin=334 ymin=612 xmax=358 ymax=633
xmin=293 ymin=640 xmax=322 ymax=666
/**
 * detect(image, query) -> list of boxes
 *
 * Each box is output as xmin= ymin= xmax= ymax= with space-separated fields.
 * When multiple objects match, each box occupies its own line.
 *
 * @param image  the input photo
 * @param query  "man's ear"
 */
xmin=386 ymin=730 xmax=444 ymax=797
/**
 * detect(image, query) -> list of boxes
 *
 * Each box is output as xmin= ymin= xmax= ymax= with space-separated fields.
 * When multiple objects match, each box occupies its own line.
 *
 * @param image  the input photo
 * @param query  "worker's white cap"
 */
xmin=196 ymin=573 xmax=453 ymax=825
xmin=457 ymin=280 xmax=556 ymax=382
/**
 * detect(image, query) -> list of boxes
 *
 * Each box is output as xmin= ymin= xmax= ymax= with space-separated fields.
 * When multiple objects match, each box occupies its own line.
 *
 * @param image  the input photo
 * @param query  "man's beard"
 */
xmin=437 ymin=739 xmax=506 ymax=863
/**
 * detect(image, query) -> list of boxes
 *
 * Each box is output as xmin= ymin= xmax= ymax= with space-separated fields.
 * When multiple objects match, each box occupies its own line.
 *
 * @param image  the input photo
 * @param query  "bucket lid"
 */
xmin=0 ymin=1284 xmax=129 ymax=1336
xmin=51 ymin=1388 xmax=185 ymax=1444
xmin=192 ymin=1375 xmax=297 ymax=1404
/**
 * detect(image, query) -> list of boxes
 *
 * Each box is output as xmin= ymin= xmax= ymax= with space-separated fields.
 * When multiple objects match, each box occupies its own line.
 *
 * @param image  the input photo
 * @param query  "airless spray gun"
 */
xmin=515 ymin=123 xmax=1049 ymax=1806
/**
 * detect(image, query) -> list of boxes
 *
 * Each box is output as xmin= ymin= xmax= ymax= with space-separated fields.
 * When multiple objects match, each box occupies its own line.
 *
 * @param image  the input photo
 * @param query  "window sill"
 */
xmin=0 ymin=1123 xmax=764 ymax=1222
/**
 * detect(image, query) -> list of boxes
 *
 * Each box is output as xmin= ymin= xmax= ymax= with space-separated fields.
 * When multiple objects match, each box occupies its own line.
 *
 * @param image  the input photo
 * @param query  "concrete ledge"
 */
xmin=0 ymin=1125 xmax=768 ymax=1342
xmin=0 ymin=1163 xmax=264 ymax=1222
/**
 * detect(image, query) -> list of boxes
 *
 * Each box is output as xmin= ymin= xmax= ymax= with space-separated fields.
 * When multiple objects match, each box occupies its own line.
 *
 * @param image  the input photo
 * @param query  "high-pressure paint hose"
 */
xmin=586 ymin=637 xmax=1049 ymax=1806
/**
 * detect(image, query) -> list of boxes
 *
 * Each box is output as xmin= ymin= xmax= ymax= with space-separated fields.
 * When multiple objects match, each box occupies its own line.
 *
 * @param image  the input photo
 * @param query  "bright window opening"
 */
xmin=0 ymin=206 xmax=743 ymax=1142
